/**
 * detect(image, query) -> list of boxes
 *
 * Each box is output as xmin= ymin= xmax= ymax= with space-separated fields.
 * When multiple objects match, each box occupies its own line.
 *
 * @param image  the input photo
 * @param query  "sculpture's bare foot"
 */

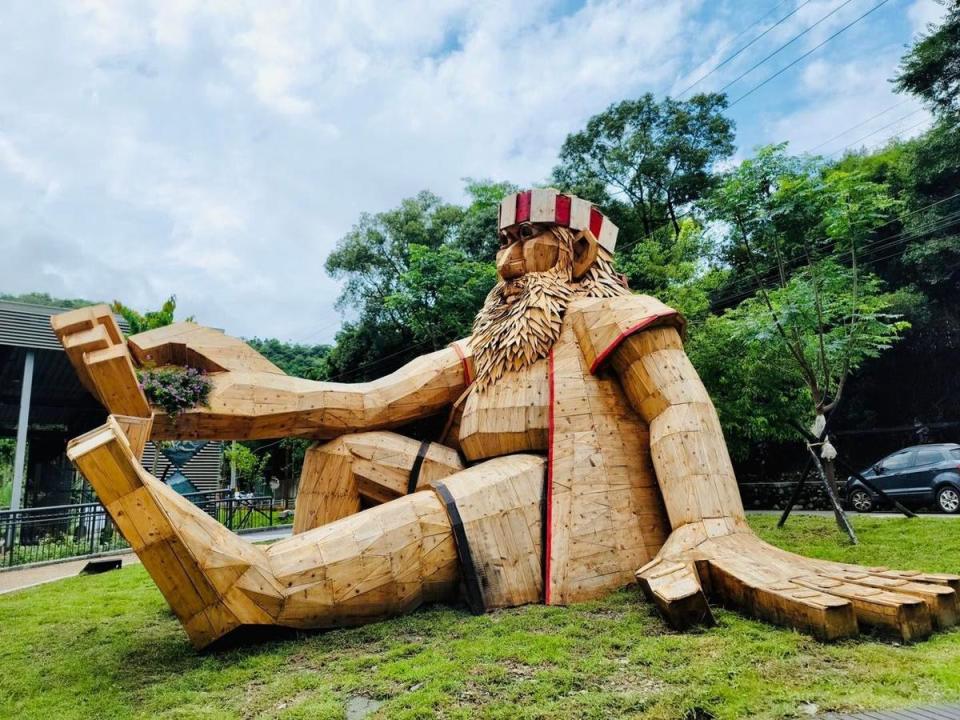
xmin=637 ymin=525 xmax=959 ymax=642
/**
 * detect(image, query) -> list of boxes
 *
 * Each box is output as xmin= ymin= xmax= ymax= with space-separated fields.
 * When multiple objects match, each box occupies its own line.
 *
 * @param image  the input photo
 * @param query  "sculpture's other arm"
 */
xmin=608 ymin=325 xmax=959 ymax=642
xmin=51 ymin=305 xmax=473 ymax=441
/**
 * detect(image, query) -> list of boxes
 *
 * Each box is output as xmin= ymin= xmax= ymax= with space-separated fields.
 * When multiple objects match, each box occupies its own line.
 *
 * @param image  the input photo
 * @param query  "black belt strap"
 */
xmin=433 ymin=481 xmax=485 ymax=614
xmin=407 ymin=440 xmax=432 ymax=495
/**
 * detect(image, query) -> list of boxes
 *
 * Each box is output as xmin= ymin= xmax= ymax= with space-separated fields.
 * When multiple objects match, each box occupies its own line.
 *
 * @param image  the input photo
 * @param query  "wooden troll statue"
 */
xmin=55 ymin=189 xmax=958 ymax=649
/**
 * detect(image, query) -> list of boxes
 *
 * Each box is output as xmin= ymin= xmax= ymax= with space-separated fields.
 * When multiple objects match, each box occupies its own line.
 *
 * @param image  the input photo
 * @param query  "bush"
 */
xmin=137 ymin=366 xmax=211 ymax=418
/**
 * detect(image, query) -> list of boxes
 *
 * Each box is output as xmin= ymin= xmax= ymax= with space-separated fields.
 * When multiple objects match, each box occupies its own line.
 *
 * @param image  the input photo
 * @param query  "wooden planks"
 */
xmin=546 ymin=322 xmax=670 ymax=605
xmin=293 ymin=432 xmax=464 ymax=533
xmin=433 ymin=455 xmax=545 ymax=610
xmin=610 ymin=329 xmax=959 ymax=642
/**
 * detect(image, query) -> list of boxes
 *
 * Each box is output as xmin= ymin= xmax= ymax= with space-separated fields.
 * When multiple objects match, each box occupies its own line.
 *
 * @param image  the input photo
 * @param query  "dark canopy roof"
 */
xmin=0 ymin=301 xmax=129 ymax=435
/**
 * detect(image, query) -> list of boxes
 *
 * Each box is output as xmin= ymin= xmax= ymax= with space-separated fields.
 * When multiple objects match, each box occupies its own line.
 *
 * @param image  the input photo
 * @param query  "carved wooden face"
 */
xmin=496 ymin=225 xmax=561 ymax=281
xmin=496 ymin=224 xmax=599 ymax=283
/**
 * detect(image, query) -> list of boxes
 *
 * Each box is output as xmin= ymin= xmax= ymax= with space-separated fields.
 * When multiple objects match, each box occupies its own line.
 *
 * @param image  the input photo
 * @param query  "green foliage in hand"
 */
xmin=137 ymin=366 xmax=211 ymax=418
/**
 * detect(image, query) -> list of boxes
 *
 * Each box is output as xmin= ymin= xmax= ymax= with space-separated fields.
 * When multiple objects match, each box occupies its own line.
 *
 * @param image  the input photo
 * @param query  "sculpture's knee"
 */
xmin=432 ymin=454 xmax=545 ymax=612
xmin=294 ymin=437 xmax=358 ymax=533
xmin=270 ymin=490 xmax=461 ymax=627
xmin=294 ymin=432 xmax=464 ymax=533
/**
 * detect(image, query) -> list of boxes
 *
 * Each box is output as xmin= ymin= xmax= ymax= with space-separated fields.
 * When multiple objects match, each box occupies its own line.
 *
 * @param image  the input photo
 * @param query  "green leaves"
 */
xmin=320 ymin=181 xmax=510 ymax=381
xmin=137 ymin=366 xmax=211 ymax=418
xmin=111 ymin=295 xmax=193 ymax=336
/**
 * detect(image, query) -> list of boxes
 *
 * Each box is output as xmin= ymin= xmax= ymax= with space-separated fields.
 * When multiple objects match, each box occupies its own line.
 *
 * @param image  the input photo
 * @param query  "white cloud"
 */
xmin=907 ymin=0 xmax=947 ymax=33
xmin=0 ymin=0 xmax=934 ymax=344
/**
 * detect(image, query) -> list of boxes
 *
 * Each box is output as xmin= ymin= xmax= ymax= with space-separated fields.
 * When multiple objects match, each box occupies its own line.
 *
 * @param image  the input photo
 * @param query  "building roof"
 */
xmin=0 ymin=300 xmax=129 ymax=351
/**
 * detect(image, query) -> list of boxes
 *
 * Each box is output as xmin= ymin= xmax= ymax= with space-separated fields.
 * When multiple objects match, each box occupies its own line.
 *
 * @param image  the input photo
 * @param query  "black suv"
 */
xmin=845 ymin=443 xmax=960 ymax=514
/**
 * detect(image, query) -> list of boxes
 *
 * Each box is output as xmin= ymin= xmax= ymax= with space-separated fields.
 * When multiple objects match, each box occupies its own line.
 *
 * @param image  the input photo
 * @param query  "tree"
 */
xmin=321 ymin=183 xmax=507 ymax=381
xmin=894 ymin=0 xmax=960 ymax=119
xmin=223 ymin=443 xmax=271 ymax=494
xmin=245 ymin=338 xmax=332 ymax=380
xmin=552 ymin=93 xmax=735 ymax=293
xmin=703 ymin=146 xmax=912 ymax=511
xmin=111 ymin=295 xmax=192 ymax=335
xmin=0 ymin=292 xmax=95 ymax=309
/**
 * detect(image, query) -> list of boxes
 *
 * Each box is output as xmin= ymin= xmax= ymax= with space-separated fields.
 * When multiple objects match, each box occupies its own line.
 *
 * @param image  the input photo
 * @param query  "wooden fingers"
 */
xmin=635 ymin=558 xmax=714 ymax=630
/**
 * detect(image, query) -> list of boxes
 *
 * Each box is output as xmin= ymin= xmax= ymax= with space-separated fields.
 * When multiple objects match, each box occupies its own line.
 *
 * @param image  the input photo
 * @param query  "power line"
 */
xmin=802 ymin=99 xmax=910 ymax=154
xmin=827 ymin=114 xmax=930 ymax=157
xmin=729 ymin=0 xmax=893 ymax=108
xmin=718 ymin=0 xmax=858 ymax=95
xmin=678 ymin=0 xmax=811 ymax=98
xmin=703 ymin=201 xmax=960 ymax=312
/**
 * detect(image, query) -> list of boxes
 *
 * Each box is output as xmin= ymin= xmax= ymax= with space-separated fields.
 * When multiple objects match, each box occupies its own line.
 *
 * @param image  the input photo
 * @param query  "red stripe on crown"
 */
xmin=555 ymin=194 xmax=571 ymax=226
xmin=589 ymin=207 xmax=603 ymax=238
xmin=516 ymin=190 xmax=532 ymax=223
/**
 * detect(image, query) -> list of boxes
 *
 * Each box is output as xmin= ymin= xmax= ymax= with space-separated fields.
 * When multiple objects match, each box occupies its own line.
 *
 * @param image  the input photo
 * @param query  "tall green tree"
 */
xmin=552 ymin=93 xmax=734 ymax=293
xmin=321 ymin=182 xmax=509 ymax=381
xmin=700 ymin=145 xmax=912 ymax=495
xmin=245 ymin=339 xmax=332 ymax=381
xmin=111 ymin=295 xmax=192 ymax=335
xmin=894 ymin=0 xmax=960 ymax=119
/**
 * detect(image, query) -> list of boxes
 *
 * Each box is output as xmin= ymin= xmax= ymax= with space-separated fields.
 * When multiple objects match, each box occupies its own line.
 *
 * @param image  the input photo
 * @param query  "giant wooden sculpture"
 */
xmin=55 ymin=189 xmax=959 ymax=649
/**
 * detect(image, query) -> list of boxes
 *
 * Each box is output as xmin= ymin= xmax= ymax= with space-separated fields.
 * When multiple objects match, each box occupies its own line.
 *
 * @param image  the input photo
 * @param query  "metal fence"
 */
xmin=0 ymin=490 xmax=295 ymax=569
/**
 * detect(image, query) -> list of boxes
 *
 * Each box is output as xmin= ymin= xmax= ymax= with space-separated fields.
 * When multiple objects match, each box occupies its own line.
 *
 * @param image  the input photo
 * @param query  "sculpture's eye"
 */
xmin=519 ymin=224 xmax=535 ymax=240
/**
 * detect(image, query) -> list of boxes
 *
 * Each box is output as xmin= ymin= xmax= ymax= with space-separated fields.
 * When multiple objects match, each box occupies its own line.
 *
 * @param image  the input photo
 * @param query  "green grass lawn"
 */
xmin=1 ymin=515 xmax=959 ymax=720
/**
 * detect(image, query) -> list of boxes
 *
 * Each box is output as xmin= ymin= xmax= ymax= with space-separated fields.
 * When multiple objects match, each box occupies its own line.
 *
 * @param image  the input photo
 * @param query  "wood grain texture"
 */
xmin=51 ymin=287 xmax=958 ymax=646
xmin=294 ymin=432 xmax=464 ymax=532
xmin=612 ymin=328 xmax=959 ymax=642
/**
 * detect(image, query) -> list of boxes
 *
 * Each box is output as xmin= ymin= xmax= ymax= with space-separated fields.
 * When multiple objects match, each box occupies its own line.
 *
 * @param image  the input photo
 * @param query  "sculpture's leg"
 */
xmin=294 ymin=432 xmax=463 ymax=532
xmin=68 ymin=416 xmax=544 ymax=649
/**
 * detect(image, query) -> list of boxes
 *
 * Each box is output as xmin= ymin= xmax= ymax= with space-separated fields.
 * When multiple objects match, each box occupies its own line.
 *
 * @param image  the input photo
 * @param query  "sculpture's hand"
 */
xmin=636 ymin=519 xmax=959 ymax=641
xmin=610 ymin=327 xmax=959 ymax=641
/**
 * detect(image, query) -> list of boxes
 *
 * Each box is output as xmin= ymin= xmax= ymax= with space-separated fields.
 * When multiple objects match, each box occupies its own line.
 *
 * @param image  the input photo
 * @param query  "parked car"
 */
xmin=844 ymin=443 xmax=960 ymax=514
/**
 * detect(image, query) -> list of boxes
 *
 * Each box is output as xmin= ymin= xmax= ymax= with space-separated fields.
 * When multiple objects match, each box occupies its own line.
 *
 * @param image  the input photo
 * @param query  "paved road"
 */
xmin=749 ymin=509 xmax=959 ymax=519
xmin=0 ymin=525 xmax=293 ymax=596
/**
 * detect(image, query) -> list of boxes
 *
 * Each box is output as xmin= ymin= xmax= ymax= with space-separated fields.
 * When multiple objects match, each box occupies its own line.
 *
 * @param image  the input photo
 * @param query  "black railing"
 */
xmin=0 ymin=489 xmax=296 ymax=569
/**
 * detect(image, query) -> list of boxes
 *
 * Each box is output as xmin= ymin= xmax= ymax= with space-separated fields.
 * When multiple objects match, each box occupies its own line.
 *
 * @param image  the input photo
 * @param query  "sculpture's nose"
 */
xmin=496 ymin=241 xmax=525 ymax=280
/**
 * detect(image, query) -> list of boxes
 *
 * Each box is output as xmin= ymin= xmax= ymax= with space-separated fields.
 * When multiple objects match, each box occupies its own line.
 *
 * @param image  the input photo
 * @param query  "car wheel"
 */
xmin=937 ymin=486 xmax=960 ymax=514
xmin=849 ymin=489 xmax=875 ymax=513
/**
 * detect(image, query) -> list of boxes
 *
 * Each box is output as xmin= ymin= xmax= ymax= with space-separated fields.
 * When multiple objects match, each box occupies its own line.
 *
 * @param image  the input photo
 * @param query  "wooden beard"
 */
xmin=472 ymin=238 xmax=628 ymax=391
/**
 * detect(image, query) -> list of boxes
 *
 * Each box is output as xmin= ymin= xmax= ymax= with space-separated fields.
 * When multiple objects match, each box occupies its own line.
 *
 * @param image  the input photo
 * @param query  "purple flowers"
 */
xmin=137 ymin=366 xmax=212 ymax=418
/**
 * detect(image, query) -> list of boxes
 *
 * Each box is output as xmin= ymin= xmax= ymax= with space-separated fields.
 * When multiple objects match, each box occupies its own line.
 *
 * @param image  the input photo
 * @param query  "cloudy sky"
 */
xmin=0 ymin=0 xmax=946 ymax=344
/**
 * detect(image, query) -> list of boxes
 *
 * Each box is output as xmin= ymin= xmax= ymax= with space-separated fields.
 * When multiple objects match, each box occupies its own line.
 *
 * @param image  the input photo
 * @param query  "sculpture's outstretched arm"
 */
xmin=51 ymin=305 xmax=474 ymax=440
xmin=610 ymin=326 xmax=959 ymax=641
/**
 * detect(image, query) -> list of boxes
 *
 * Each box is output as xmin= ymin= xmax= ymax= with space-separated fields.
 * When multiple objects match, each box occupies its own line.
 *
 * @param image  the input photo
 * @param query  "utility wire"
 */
xmin=719 ymin=0 xmax=858 ymax=95
xmin=802 ymin=99 xmax=910 ymax=154
xmin=826 ymin=114 xmax=930 ymax=157
xmin=729 ymin=0 xmax=893 ymax=107
xmin=678 ymin=0 xmax=811 ymax=98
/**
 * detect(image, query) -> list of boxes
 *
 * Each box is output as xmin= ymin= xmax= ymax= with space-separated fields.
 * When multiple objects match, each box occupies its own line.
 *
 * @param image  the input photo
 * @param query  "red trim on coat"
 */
xmin=516 ymin=190 xmax=532 ymax=224
xmin=588 ymin=312 xmax=679 ymax=374
xmin=450 ymin=341 xmax=473 ymax=385
xmin=545 ymin=347 xmax=555 ymax=605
